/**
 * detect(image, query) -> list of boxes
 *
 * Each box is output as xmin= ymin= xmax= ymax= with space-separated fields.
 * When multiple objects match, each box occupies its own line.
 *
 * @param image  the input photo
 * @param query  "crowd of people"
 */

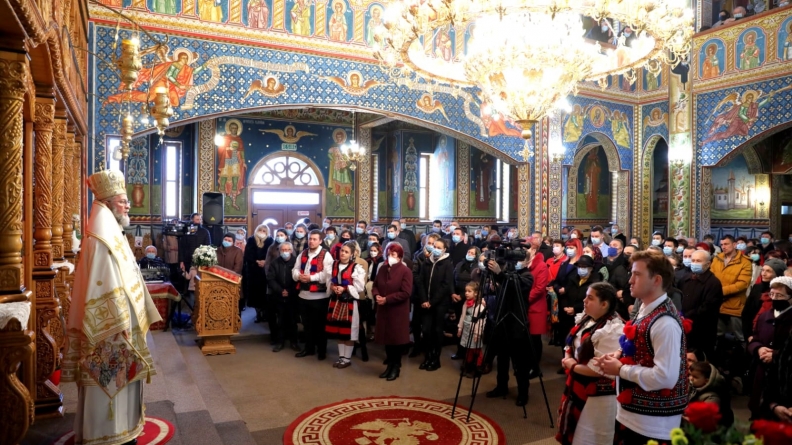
xmin=146 ymin=216 xmax=792 ymax=443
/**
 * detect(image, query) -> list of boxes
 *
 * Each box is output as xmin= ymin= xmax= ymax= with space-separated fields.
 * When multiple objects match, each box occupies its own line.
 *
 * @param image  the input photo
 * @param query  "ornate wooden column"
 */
xmin=33 ymin=99 xmax=63 ymax=417
xmin=0 ymin=53 xmax=32 ymax=304
xmin=0 ymin=310 xmax=35 ymax=445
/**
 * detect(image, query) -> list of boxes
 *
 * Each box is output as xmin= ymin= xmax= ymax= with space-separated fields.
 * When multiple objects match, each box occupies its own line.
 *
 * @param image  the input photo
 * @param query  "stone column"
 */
xmin=32 ymin=96 xmax=63 ymax=417
xmin=0 ymin=53 xmax=32 ymax=304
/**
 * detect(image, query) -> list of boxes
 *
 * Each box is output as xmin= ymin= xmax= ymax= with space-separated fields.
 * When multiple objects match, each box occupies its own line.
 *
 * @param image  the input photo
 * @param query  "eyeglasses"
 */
xmin=769 ymin=291 xmax=790 ymax=300
xmin=113 ymin=199 xmax=130 ymax=206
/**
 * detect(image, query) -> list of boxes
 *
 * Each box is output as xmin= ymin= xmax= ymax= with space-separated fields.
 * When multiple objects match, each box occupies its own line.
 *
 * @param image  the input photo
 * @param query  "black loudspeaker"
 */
xmin=202 ymin=192 xmax=224 ymax=226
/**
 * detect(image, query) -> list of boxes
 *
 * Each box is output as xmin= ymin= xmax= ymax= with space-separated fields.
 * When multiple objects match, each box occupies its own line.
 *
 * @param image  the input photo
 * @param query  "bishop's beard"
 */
xmin=110 ymin=207 xmax=131 ymax=228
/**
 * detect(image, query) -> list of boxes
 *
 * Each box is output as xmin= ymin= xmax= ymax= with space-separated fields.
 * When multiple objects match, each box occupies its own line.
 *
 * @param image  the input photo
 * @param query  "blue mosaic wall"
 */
xmin=559 ymin=96 xmax=634 ymax=170
xmin=89 ymin=23 xmax=530 ymax=173
xmin=641 ymin=101 xmax=669 ymax=149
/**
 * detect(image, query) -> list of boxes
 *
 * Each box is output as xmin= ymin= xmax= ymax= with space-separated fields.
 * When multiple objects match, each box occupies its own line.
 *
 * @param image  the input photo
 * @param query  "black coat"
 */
xmin=453 ymin=259 xmax=477 ymax=296
xmin=743 ymin=281 xmax=771 ymax=341
xmin=678 ymin=270 xmax=723 ymax=351
xmin=675 ymin=266 xmax=692 ymax=288
xmin=561 ymin=269 xmax=602 ymax=314
xmin=606 ymin=254 xmax=629 ymax=291
xmin=449 ymin=240 xmax=471 ymax=266
xmin=179 ymin=225 xmax=211 ymax=265
xmin=243 ymin=236 xmax=273 ymax=307
xmin=537 ymin=244 xmax=554 ymax=263
xmin=267 ymin=254 xmax=298 ymax=298
xmin=399 ymin=229 xmax=417 ymax=255
xmin=417 ymin=254 xmax=454 ymax=307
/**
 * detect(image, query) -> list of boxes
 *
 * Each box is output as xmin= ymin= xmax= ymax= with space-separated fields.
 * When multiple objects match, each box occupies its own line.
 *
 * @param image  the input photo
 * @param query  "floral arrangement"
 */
xmin=646 ymin=402 xmax=792 ymax=445
xmin=192 ymin=245 xmax=217 ymax=267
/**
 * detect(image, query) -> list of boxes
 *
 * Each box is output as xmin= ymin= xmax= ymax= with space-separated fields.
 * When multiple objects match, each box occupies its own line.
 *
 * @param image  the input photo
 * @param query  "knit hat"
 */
xmin=769 ymin=276 xmax=792 ymax=291
xmin=764 ymin=258 xmax=787 ymax=278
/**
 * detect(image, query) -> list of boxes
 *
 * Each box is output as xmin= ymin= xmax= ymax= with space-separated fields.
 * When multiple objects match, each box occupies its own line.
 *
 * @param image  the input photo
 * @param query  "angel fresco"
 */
xmin=416 ymin=94 xmax=449 ymax=121
xmin=243 ymin=76 xmax=286 ymax=99
xmin=563 ymin=104 xmax=587 ymax=143
xmin=702 ymin=89 xmax=782 ymax=145
xmin=320 ymin=71 xmax=383 ymax=96
xmin=105 ymin=47 xmax=205 ymax=108
xmin=644 ymin=107 xmax=668 ymax=128
xmin=611 ymin=110 xmax=631 ymax=148
xmin=260 ymin=125 xmax=316 ymax=143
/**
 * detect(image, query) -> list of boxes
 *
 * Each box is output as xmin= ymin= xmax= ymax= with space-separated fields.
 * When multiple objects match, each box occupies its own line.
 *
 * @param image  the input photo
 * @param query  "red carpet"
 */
xmin=53 ymin=417 xmax=175 ymax=445
xmin=284 ymin=396 xmax=506 ymax=444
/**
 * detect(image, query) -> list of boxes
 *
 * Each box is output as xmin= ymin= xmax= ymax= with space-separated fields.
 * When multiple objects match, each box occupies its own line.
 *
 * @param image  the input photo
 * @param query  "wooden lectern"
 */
xmin=193 ymin=266 xmax=242 ymax=356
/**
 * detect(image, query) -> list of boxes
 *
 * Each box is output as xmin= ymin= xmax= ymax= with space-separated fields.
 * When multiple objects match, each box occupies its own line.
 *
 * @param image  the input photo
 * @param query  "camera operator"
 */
xmin=179 ymin=213 xmax=211 ymax=272
xmin=484 ymin=244 xmax=535 ymax=407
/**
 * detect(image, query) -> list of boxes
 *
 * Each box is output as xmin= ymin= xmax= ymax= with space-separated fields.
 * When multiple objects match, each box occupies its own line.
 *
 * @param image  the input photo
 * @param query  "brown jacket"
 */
xmin=217 ymin=245 xmax=244 ymax=274
xmin=710 ymin=251 xmax=752 ymax=317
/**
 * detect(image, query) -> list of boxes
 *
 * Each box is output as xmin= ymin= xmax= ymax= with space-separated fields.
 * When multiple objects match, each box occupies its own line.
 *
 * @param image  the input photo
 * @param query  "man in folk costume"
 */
xmin=63 ymin=170 xmax=162 ymax=445
xmin=292 ymin=229 xmax=334 ymax=360
xmin=594 ymin=249 xmax=688 ymax=444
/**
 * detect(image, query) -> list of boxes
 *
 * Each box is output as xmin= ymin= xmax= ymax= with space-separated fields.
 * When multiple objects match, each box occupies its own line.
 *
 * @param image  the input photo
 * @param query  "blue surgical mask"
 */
xmin=676 ymin=246 xmax=684 ymax=253
xmin=356 ymin=228 xmax=364 ymax=235
xmin=761 ymin=237 xmax=770 ymax=245
xmin=611 ymin=228 xmax=618 ymax=234
xmin=322 ymin=222 xmax=330 ymax=229
xmin=466 ymin=254 xmax=475 ymax=262
xmin=474 ymin=234 xmax=481 ymax=239
xmin=734 ymin=13 xmax=743 ymax=18
xmin=591 ymin=237 xmax=601 ymax=245
xmin=222 ymin=240 xmax=233 ymax=248
xmin=276 ymin=236 xmax=286 ymax=244
xmin=652 ymin=239 xmax=662 ymax=246
xmin=566 ymin=248 xmax=576 ymax=257
xmin=577 ymin=267 xmax=590 ymax=277
xmin=425 ymin=244 xmax=434 ymax=253
xmin=515 ymin=262 xmax=525 ymax=270
xmin=280 ymin=252 xmax=291 ymax=260
xmin=286 ymin=229 xmax=294 ymax=236
xmin=736 ymin=243 xmax=746 ymax=251
xmin=481 ymin=230 xmax=489 ymax=236
xmin=146 ymin=253 xmax=155 ymax=259
xmin=452 ymin=235 xmax=461 ymax=243
xmin=387 ymin=232 xmax=396 ymax=240
xmin=682 ymin=258 xmax=692 ymax=268
xmin=663 ymin=246 xmax=673 ymax=256
xmin=432 ymin=248 xmax=443 ymax=257
xmin=561 ymin=234 xmax=569 ymax=240
xmin=295 ymin=231 xmax=305 ymax=239
xmin=449 ymin=225 xmax=457 ymax=232
xmin=750 ymin=253 xmax=760 ymax=262
xmin=431 ymin=227 xmax=441 ymax=233
xmin=690 ymin=263 xmax=703 ymax=274
xmin=326 ymin=234 xmax=336 ymax=241
xmin=607 ymin=247 xmax=618 ymax=257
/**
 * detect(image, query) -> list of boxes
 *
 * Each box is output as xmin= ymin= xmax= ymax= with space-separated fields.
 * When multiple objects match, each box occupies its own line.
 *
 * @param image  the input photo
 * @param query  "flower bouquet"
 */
xmin=192 ymin=245 xmax=218 ymax=268
xmin=648 ymin=402 xmax=792 ymax=445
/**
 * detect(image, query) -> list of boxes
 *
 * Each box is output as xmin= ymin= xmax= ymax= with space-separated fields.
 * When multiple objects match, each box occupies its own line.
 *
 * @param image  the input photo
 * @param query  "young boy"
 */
xmin=688 ymin=361 xmax=734 ymax=427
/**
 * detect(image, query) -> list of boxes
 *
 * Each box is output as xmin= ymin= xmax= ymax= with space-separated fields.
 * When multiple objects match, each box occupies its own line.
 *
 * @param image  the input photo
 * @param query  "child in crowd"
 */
xmin=457 ymin=282 xmax=486 ymax=378
xmin=688 ymin=361 xmax=734 ymax=427
xmin=181 ymin=265 xmax=198 ymax=303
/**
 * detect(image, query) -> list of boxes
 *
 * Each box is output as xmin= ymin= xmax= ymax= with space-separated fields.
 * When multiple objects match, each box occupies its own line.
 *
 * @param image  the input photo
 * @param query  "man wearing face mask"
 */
xmin=759 ymin=231 xmax=777 ymax=262
xmin=267 ymin=242 xmax=300 ymax=352
xmin=650 ymin=231 xmax=664 ymax=248
xmin=610 ymin=224 xmax=627 ymax=246
xmin=384 ymin=224 xmax=411 ymax=258
xmin=362 ymin=232 xmax=381 ymax=260
xmin=530 ymin=231 xmax=554 ymax=262
xmin=355 ymin=220 xmax=369 ymax=250
xmin=619 ymin=25 xmax=636 ymax=48
xmin=590 ymin=226 xmax=610 ymax=259
xmin=217 ymin=233 xmax=244 ymax=275
xmin=606 ymin=239 xmax=629 ymax=292
xmin=431 ymin=219 xmax=443 ymax=234
xmin=179 ymin=213 xmax=212 ymax=273
xmin=322 ymin=217 xmax=333 ymax=231
xmin=586 ymin=17 xmax=613 ymax=43
xmin=676 ymin=246 xmax=696 ymax=286
xmin=725 ymin=6 xmax=747 ymax=23
xmin=410 ymin=233 xmax=441 ymax=358
xmin=284 ymin=222 xmax=295 ymax=238
xmin=560 ymin=227 xmax=570 ymax=242
xmin=678 ymin=250 xmax=724 ymax=359
xmin=663 ymin=238 xmax=679 ymax=257
xmin=712 ymin=9 xmax=730 ymax=27
xmin=449 ymin=227 xmax=472 ymax=266
xmin=443 ymin=220 xmax=460 ymax=242
xmin=396 ymin=218 xmax=417 ymax=254
xmin=139 ymin=245 xmax=167 ymax=270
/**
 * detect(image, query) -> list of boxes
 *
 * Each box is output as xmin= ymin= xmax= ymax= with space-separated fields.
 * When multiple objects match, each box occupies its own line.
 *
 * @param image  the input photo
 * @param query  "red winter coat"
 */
xmin=372 ymin=261 xmax=413 ymax=345
xmin=527 ymin=254 xmax=549 ymax=334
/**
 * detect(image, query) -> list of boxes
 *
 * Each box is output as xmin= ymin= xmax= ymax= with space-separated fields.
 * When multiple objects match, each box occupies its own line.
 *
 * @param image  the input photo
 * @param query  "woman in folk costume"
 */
xmin=325 ymin=240 xmax=366 ymax=368
xmin=244 ymin=223 xmax=273 ymax=323
xmin=556 ymin=282 xmax=624 ymax=445
xmin=64 ymin=170 xmax=161 ymax=445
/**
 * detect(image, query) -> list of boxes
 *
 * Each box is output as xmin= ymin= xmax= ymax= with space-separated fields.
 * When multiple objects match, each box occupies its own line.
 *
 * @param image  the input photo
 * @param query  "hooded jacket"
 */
xmin=417 ymin=252 xmax=454 ymax=307
xmin=689 ymin=363 xmax=734 ymax=427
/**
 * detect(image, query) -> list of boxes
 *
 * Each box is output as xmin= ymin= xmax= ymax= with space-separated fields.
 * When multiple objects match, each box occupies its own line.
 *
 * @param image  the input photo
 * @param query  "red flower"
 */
xmin=620 ymin=356 xmax=636 ymax=366
xmin=681 ymin=318 xmax=693 ymax=335
xmin=616 ymin=389 xmax=633 ymax=404
xmin=623 ymin=322 xmax=637 ymax=341
xmin=751 ymin=419 xmax=792 ymax=445
xmin=684 ymin=401 xmax=721 ymax=433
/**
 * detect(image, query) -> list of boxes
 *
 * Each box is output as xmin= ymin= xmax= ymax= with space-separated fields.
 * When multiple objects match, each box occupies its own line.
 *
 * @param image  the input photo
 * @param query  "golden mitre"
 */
xmin=87 ymin=169 xmax=127 ymax=201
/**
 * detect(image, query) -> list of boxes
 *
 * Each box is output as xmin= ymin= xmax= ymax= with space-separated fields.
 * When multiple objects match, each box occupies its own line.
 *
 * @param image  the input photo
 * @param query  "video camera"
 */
xmin=162 ymin=220 xmax=187 ymax=236
xmin=485 ymin=238 xmax=530 ymax=263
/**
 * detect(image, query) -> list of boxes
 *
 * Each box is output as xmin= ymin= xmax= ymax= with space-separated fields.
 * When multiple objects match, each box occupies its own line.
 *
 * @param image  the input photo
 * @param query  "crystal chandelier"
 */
xmin=373 ymin=0 xmax=694 ymax=151
xmin=340 ymin=111 xmax=365 ymax=170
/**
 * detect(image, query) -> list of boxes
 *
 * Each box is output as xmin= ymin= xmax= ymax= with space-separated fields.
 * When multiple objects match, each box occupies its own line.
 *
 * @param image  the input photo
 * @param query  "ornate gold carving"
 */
xmin=0 ymin=57 xmax=29 ymax=298
xmin=0 ymin=324 xmax=35 ymax=444
xmin=315 ymin=1 xmax=327 ymax=38
xmin=51 ymin=120 xmax=66 ymax=262
xmin=272 ymin=0 xmax=285 ymax=30
xmin=456 ymin=141 xmax=470 ymax=217
xmin=228 ymin=0 xmax=243 ymax=24
xmin=62 ymin=133 xmax=75 ymax=257
xmin=517 ymin=164 xmax=531 ymax=237
xmin=33 ymin=100 xmax=55 ymax=267
xmin=356 ymin=128 xmax=372 ymax=224
xmin=198 ymin=120 xmax=216 ymax=212
xmin=194 ymin=270 xmax=241 ymax=355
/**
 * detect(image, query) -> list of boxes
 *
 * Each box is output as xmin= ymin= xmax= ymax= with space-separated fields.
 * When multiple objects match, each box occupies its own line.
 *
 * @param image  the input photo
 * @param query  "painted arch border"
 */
xmin=639 ymin=134 xmax=669 ymax=245
xmin=566 ymin=132 xmax=628 ymax=225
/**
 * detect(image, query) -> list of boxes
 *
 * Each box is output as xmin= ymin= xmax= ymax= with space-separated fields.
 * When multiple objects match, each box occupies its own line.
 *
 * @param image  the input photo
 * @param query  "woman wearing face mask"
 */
xmin=554 ymin=238 xmax=584 ymax=295
xmin=556 ymin=255 xmax=600 ymax=373
xmin=324 ymin=241 xmax=367 ymax=369
xmin=323 ymin=226 xmax=338 ymax=251
xmin=743 ymin=258 xmax=788 ymax=345
xmin=747 ymin=277 xmax=792 ymax=419
xmin=267 ymin=241 xmax=300 ymax=352
xmin=417 ymin=238 xmax=454 ymax=371
xmin=746 ymin=246 xmax=763 ymax=291
xmin=450 ymin=247 xmax=482 ymax=360
xmin=546 ymin=240 xmax=569 ymax=283
xmin=372 ymin=243 xmax=413 ymax=380
xmin=234 ymin=228 xmax=247 ymax=250
xmin=330 ymin=229 xmax=353 ymax=260
xmin=582 ymin=245 xmax=609 ymax=283
xmin=244 ymin=224 xmax=273 ymax=323
xmin=291 ymin=223 xmax=308 ymax=253
xmin=570 ymin=229 xmax=584 ymax=241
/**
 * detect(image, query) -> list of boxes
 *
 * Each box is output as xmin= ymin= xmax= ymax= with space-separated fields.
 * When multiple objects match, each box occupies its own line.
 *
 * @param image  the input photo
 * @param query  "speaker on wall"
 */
xmin=202 ymin=192 xmax=224 ymax=226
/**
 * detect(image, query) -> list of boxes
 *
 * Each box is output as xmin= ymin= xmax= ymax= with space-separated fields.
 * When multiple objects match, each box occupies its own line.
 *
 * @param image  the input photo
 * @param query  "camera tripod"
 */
xmin=451 ymin=265 xmax=554 ymax=427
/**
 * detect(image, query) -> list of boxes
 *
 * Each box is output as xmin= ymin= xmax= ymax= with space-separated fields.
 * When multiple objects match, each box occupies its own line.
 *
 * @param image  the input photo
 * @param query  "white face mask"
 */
xmin=553 ymin=246 xmax=563 ymax=255
xmin=256 ymin=232 xmax=267 ymax=239
xmin=570 ymin=233 xmax=578 ymax=239
xmin=387 ymin=256 xmax=399 ymax=266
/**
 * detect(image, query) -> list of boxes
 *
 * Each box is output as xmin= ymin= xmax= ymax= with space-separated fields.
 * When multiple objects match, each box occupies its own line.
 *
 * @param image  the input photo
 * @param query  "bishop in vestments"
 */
xmin=63 ymin=169 xmax=161 ymax=445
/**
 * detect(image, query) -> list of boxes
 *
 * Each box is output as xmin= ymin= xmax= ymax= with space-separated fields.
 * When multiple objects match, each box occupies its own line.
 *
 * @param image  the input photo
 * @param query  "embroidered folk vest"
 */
xmin=296 ymin=248 xmax=328 ymax=292
xmin=331 ymin=260 xmax=355 ymax=288
xmin=620 ymin=299 xmax=689 ymax=416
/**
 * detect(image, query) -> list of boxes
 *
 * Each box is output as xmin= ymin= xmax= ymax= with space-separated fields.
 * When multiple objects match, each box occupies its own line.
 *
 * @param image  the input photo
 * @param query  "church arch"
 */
xmin=567 ymin=132 xmax=627 ymax=228
xmin=638 ymin=135 xmax=668 ymax=243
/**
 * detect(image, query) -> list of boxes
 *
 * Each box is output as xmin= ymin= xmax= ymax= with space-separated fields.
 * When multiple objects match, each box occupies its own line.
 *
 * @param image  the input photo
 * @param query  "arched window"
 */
xmin=250 ymin=155 xmax=320 ymax=186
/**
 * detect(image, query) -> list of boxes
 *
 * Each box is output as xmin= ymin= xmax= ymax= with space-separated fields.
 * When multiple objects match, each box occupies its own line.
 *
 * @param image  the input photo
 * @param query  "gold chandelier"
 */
xmin=373 ymin=0 xmax=694 ymax=152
